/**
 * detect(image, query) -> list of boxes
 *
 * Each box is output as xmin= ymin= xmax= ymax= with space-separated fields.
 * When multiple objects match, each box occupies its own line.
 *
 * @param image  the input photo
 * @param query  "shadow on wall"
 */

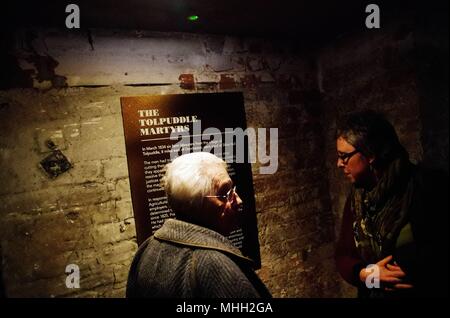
xmin=0 ymin=246 xmax=5 ymax=297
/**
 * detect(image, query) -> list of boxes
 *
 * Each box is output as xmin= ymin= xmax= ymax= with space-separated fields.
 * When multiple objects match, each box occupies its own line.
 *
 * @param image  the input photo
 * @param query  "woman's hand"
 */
xmin=359 ymin=255 xmax=414 ymax=291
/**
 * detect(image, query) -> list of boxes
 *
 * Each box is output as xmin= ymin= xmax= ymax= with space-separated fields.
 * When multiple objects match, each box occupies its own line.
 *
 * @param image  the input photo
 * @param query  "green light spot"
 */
xmin=188 ymin=15 xmax=199 ymax=21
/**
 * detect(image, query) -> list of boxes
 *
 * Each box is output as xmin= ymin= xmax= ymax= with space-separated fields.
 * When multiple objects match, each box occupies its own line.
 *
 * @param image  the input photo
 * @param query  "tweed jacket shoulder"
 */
xmin=126 ymin=219 xmax=271 ymax=298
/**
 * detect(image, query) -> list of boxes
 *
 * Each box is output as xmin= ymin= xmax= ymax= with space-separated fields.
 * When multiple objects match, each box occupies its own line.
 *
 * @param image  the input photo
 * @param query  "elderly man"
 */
xmin=126 ymin=152 xmax=271 ymax=298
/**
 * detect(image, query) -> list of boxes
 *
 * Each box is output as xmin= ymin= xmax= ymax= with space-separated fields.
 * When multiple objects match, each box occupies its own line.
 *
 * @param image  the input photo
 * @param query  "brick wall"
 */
xmin=0 ymin=29 xmax=342 ymax=297
xmin=0 ymin=13 xmax=447 ymax=298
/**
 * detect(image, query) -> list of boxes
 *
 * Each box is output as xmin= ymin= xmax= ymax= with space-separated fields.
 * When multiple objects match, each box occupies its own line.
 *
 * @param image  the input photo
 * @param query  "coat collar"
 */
xmin=154 ymin=218 xmax=254 ymax=265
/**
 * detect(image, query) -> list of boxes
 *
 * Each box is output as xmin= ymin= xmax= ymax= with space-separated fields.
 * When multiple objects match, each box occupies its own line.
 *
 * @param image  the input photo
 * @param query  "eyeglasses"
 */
xmin=337 ymin=150 xmax=359 ymax=165
xmin=205 ymin=186 xmax=236 ymax=203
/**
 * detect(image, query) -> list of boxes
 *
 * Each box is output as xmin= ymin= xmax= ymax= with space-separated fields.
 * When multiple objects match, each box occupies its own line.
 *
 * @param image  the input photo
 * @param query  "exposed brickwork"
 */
xmin=0 ymin=16 xmax=447 ymax=298
xmin=178 ymin=74 xmax=195 ymax=90
xmin=0 ymin=30 xmax=341 ymax=298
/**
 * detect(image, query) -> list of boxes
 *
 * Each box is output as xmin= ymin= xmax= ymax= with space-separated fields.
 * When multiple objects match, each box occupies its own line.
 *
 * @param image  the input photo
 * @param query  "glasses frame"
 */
xmin=205 ymin=186 xmax=236 ymax=203
xmin=337 ymin=150 xmax=359 ymax=165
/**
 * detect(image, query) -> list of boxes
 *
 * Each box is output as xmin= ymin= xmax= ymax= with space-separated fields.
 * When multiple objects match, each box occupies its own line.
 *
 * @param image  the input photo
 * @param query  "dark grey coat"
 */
xmin=126 ymin=219 xmax=271 ymax=298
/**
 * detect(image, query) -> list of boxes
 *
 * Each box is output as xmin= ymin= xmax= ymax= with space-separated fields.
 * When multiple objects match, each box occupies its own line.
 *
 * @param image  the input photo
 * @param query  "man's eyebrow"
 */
xmin=218 ymin=180 xmax=233 ymax=190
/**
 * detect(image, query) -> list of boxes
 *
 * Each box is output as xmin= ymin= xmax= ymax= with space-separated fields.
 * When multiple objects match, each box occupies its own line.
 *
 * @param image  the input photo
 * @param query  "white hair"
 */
xmin=162 ymin=152 xmax=227 ymax=216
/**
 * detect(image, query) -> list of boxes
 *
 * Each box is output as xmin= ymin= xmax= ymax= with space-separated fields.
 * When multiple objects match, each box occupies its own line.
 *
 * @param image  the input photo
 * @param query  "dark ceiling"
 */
xmin=3 ymin=0 xmax=446 ymax=47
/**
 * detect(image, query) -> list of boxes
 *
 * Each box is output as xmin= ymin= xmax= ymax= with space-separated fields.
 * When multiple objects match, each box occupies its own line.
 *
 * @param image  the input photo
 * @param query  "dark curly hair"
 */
xmin=336 ymin=110 xmax=408 ymax=169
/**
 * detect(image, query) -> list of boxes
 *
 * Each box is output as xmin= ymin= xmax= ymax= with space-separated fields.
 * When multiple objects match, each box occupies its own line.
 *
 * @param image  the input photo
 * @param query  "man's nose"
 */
xmin=233 ymin=192 xmax=243 ymax=208
xmin=337 ymin=158 xmax=345 ymax=168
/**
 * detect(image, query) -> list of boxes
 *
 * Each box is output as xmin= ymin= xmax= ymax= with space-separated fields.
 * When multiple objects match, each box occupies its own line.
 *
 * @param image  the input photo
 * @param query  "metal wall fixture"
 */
xmin=39 ymin=139 xmax=73 ymax=178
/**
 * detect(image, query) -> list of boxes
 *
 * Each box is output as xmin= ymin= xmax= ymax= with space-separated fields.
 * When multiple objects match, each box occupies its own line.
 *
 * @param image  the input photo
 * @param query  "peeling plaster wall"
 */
xmin=0 ymin=29 xmax=343 ymax=297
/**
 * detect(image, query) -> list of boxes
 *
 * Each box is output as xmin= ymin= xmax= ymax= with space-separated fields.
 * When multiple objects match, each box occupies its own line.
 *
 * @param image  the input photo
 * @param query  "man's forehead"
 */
xmin=211 ymin=170 xmax=232 ymax=187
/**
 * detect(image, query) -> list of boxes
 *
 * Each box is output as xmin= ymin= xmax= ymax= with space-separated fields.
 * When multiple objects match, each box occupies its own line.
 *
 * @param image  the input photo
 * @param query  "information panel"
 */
xmin=120 ymin=92 xmax=261 ymax=267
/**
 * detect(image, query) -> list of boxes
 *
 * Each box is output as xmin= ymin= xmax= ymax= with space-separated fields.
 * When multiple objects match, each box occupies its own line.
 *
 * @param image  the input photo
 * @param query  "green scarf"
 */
xmin=351 ymin=156 xmax=415 ymax=263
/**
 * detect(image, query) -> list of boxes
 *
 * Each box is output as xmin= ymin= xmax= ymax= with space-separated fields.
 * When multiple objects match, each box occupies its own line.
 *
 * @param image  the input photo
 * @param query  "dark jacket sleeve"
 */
xmin=335 ymin=196 xmax=366 ymax=287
